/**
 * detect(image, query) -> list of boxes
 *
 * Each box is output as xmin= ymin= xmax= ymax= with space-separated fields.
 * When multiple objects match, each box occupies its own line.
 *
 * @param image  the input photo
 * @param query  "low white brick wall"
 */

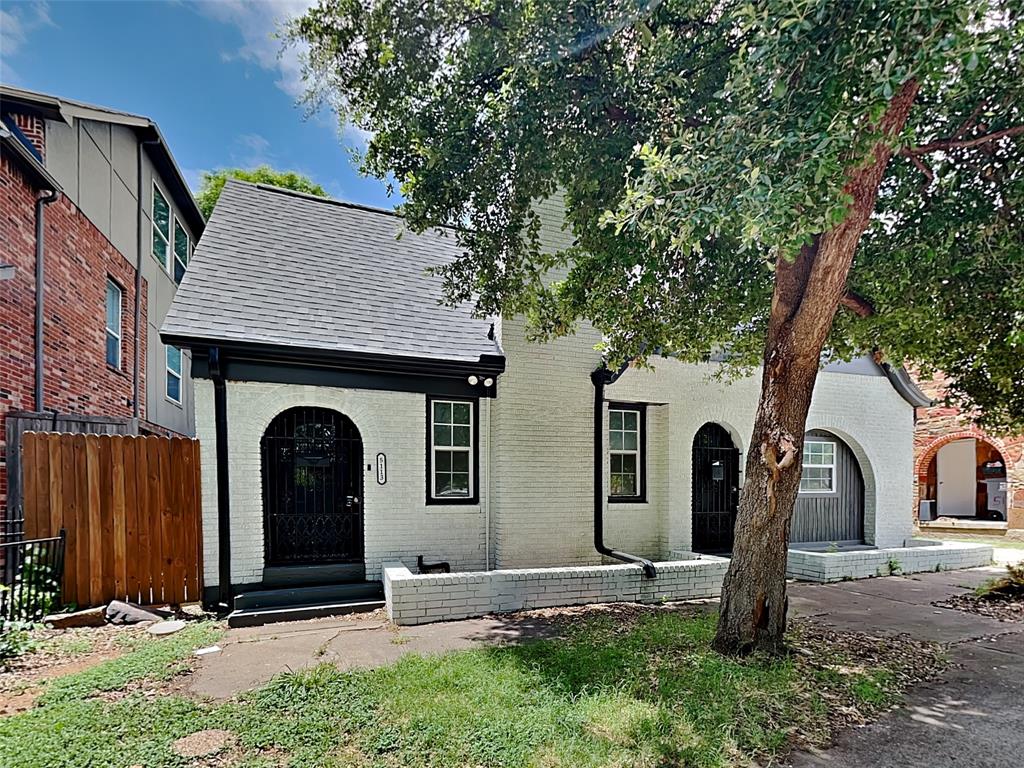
xmin=383 ymin=557 xmax=729 ymax=625
xmin=786 ymin=541 xmax=993 ymax=582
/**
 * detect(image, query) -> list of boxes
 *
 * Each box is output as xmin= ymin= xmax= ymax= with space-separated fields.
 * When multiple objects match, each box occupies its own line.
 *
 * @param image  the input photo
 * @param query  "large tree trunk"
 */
xmin=712 ymin=80 xmax=920 ymax=655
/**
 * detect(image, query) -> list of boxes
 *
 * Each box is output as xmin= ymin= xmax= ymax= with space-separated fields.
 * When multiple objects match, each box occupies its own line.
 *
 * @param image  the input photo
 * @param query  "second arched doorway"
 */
xmin=261 ymin=406 xmax=364 ymax=568
xmin=691 ymin=423 xmax=741 ymax=553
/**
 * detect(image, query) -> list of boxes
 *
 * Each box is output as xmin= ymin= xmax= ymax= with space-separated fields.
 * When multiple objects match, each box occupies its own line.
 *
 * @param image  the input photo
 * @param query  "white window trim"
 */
xmin=152 ymin=181 xmax=170 ymax=271
xmin=799 ymin=439 xmax=836 ymax=494
xmin=105 ymin=279 xmax=122 ymax=369
xmin=429 ymin=399 xmax=474 ymax=500
xmin=608 ymin=406 xmax=642 ymax=498
xmin=165 ymin=344 xmax=182 ymax=404
xmin=172 ymin=216 xmax=189 ymax=283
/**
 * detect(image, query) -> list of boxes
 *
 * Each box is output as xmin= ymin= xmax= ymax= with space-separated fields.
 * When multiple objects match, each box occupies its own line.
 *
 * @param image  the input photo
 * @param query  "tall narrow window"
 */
xmin=105 ymin=279 xmax=122 ymax=368
xmin=609 ymin=405 xmax=645 ymax=500
xmin=428 ymin=398 xmax=474 ymax=501
xmin=172 ymin=218 xmax=189 ymax=284
xmin=166 ymin=345 xmax=182 ymax=403
xmin=152 ymin=184 xmax=170 ymax=268
xmin=799 ymin=440 xmax=836 ymax=493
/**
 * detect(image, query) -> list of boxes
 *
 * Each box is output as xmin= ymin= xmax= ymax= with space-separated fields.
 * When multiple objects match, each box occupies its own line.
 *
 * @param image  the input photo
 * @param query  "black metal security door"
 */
xmin=692 ymin=423 xmax=740 ymax=553
xmin=261 ymin=407 xmax=364 ymax=566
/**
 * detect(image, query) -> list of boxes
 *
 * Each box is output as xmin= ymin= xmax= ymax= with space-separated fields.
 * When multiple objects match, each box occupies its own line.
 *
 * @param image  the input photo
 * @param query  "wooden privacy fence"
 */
xmin=20 ymin=432 xmax=202 ymax=608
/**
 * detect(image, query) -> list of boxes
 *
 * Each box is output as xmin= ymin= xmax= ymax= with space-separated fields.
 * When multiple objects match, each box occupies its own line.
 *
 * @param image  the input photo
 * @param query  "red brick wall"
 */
xmin=0 ymin=152 xmax=147 ymax=522
xmin=913 ymin=373 xmax=1024 ymax=533
xmin=10 ymin=114 xmax=45 ymax=160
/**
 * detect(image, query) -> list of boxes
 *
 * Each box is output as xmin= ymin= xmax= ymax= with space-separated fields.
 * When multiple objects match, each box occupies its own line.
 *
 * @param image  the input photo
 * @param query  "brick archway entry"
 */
xmin=915 ymin=432 xmax=1010 ymax=522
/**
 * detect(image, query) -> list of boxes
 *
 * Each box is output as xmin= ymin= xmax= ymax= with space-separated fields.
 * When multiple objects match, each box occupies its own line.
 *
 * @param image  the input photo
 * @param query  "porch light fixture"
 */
xmin=483 ymin=377 xmax=494 ymax=387
xmin=467 ymin=375 xmax=479 ymax=385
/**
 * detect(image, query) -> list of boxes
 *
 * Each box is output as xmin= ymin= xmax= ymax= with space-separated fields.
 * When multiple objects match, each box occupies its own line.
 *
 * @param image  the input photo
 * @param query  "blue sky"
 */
xmin=0 ymin=0 xmax=395 ymax=208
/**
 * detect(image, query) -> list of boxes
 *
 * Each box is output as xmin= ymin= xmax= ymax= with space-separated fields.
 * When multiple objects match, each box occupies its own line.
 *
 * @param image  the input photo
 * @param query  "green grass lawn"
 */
xmin=0 ymin=611 xmax=931 ymax=768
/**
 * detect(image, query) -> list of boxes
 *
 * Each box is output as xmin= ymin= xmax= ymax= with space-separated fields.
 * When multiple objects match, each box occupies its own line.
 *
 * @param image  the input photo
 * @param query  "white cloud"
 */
xmin=0 ymin=1 xmax=55 ymax=83
xmin=232 ymin=131 xmax=275 ymax=166
xmin=191 ymin=0 xmax=314 ymax=99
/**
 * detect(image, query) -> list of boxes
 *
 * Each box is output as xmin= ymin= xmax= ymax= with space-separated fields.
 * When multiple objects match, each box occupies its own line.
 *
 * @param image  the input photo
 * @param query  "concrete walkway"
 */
xmin=189 ymin=567 xmax=1023 ymax=767
xmin=788 ymin=566 xmax=1024 ymax=768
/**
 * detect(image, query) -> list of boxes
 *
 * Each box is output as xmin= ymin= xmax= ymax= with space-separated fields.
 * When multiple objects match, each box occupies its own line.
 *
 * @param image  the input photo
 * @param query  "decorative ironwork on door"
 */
xmin=261 ymin=407 xmax=363 ymax=566
xmin=692 ymin=423 xmax=740 ymax=553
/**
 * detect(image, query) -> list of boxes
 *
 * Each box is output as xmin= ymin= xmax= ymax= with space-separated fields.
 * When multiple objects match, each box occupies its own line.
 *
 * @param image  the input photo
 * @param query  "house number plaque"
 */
xmin=376 ymin=453 xmax=387 ymax=485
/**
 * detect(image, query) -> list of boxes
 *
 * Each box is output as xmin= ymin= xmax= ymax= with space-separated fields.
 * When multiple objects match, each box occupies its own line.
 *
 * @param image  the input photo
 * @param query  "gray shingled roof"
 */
xmin=161 ymin=180 xmax=499 ymax=363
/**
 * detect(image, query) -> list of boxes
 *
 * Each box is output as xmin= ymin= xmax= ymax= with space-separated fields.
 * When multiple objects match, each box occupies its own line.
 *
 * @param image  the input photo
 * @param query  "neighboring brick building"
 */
xmin=912 ymin=374 xmax=1023 ymax=536
xmin=0 ymin=85 xmax=204 ymax=528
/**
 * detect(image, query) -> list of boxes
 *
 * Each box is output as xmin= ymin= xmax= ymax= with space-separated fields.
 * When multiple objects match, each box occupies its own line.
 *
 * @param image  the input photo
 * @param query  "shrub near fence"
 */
xmin=20 ymin=432 xmax=202 ymax=607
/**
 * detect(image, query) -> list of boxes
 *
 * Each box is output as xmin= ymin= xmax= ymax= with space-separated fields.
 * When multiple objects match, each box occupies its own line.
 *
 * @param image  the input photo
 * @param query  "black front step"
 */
xmin=233 ymin=581 xmax=384 ymax=611
xmin=227 ymin=598 xmax=385 ymax=628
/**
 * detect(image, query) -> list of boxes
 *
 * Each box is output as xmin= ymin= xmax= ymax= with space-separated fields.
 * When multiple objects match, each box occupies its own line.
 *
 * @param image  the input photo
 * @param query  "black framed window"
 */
xmin=427 ymin=396 xmax=479 ymax=504
xmin=608 ymin=403 xmax=646 ymax=502
xmin=105 ymin=278 xmax=122 ymax=369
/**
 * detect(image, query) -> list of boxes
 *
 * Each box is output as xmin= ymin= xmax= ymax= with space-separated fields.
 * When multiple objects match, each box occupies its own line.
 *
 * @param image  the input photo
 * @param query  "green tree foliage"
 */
xmin=292 ymin=0 xmax=1023 ymax=653
xmin=194 ymin=166 xmax=328 ymax=219
xmin=292 ymin=0 xmax=1022 ymax=429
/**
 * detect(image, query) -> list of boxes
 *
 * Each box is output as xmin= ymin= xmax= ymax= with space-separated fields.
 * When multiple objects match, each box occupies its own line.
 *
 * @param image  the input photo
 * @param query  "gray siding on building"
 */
xmin=791 ymin=429 xmax=864 ymax=543
xmin=42 ymin=116 xmax=197 ymax=435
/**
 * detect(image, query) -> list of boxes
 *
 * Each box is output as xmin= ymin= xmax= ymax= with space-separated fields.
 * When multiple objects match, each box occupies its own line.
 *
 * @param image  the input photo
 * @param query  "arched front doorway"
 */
xmin=691 ymin=423 xmax=740 ymax=553
xmin=791 ymin=430 xmax=865 ymax=544
xmin=261 ymin=407 xmax=364 ymax=567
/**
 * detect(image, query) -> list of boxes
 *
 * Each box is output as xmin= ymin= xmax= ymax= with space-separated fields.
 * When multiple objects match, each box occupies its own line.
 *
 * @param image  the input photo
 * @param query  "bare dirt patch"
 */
xmin=0 ymin=624 xmax=149 ymax=716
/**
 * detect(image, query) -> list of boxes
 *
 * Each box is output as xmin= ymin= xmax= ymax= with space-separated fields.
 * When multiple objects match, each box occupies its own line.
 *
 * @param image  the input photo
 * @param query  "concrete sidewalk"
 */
xmin=787 ymin=566 xmax=1024 ymax=768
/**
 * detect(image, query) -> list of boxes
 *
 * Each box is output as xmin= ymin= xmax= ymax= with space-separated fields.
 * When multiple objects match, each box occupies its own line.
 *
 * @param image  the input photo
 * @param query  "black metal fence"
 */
xmin=0 ymin=531 xmax=66 ymax=623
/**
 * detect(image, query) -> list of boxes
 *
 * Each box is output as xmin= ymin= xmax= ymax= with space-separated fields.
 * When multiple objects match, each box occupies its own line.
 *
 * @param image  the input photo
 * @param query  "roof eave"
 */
xmin=159 ymin=333 xmax=506 ymax=379
xmin=0 ymin=128 xmax=61 ymax=192
xmin=880 ymin=362 xmax=934 ymax=408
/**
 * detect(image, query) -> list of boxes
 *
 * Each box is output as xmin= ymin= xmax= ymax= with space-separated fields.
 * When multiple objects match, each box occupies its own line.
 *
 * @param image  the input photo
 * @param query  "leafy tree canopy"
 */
xmin=194 ymin=166 xmax=328 ymax=219
xmin=292 ymin=0 xmax=1023 ymax=430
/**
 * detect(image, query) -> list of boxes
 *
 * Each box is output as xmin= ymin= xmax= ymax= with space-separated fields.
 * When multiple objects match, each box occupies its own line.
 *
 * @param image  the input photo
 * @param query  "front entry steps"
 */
xmin=227 ymin=581 xmax=384 ymax=628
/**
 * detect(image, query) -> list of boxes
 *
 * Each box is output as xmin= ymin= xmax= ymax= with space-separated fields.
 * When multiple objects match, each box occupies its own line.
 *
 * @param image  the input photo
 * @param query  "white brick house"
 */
xmin=163 ymin=180 xmax=937 ymax=612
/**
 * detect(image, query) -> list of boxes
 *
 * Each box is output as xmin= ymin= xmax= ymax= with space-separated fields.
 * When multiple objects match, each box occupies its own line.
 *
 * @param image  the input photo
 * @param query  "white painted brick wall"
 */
xmin=786 ymin=541 xmax=993 ymax=582
xmin=383 ymin=556 xmax=729 ymax=625
xmin=197 ymin=381 xmax=487 ymax=586
xmin=489 ymin=193 xmax=916 ymax=568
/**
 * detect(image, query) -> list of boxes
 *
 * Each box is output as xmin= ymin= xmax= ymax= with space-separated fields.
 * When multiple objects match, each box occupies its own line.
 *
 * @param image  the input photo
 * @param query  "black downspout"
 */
xmin=134 ymin=137 xmax=160 ymax=421
xmin=209 ymin=347 xmax=233 ymax=609
xmin=34 ymin=189 xmax=59 ymax=411
xmin=591 ymin=367 xmax=657 ymax=578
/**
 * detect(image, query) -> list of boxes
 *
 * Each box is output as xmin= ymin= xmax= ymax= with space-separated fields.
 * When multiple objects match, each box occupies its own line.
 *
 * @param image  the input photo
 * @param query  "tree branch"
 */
xmin=839 ymin=290 xmax=874 ymax=318
xmin=905 ymin=125 xmax=1024 ymax=154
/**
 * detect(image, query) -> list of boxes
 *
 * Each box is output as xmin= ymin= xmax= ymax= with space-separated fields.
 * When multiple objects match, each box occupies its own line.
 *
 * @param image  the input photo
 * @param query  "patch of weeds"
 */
xmin=390 ymin=635 xmax=411 ymax=645
xmin=0 ymin=621 xmax=38 ymax=665
xmin=887 ymin=558 xmax=903 ymax=576
xmin=38 ymin=621 xmax=222 ymax=706
xmin=974 ymin=563 xmax=1024 ymax=599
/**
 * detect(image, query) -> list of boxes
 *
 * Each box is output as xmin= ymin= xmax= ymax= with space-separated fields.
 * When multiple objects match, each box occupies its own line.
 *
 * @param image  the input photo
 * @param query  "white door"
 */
xmin=937 ymin=439 xmax=976 ymax=517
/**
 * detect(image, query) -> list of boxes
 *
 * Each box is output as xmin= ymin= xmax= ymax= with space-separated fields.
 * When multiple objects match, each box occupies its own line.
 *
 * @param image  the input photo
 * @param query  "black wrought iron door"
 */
xmin=261 ymin=407 xmax=364 ymax=566
xmin=691 ymin=423 xmax=740 ymax=553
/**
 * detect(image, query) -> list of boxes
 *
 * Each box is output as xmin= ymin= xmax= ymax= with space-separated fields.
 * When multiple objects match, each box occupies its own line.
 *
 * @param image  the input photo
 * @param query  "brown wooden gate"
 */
xmin=20 ymin=432 xmax=202 ymax=607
